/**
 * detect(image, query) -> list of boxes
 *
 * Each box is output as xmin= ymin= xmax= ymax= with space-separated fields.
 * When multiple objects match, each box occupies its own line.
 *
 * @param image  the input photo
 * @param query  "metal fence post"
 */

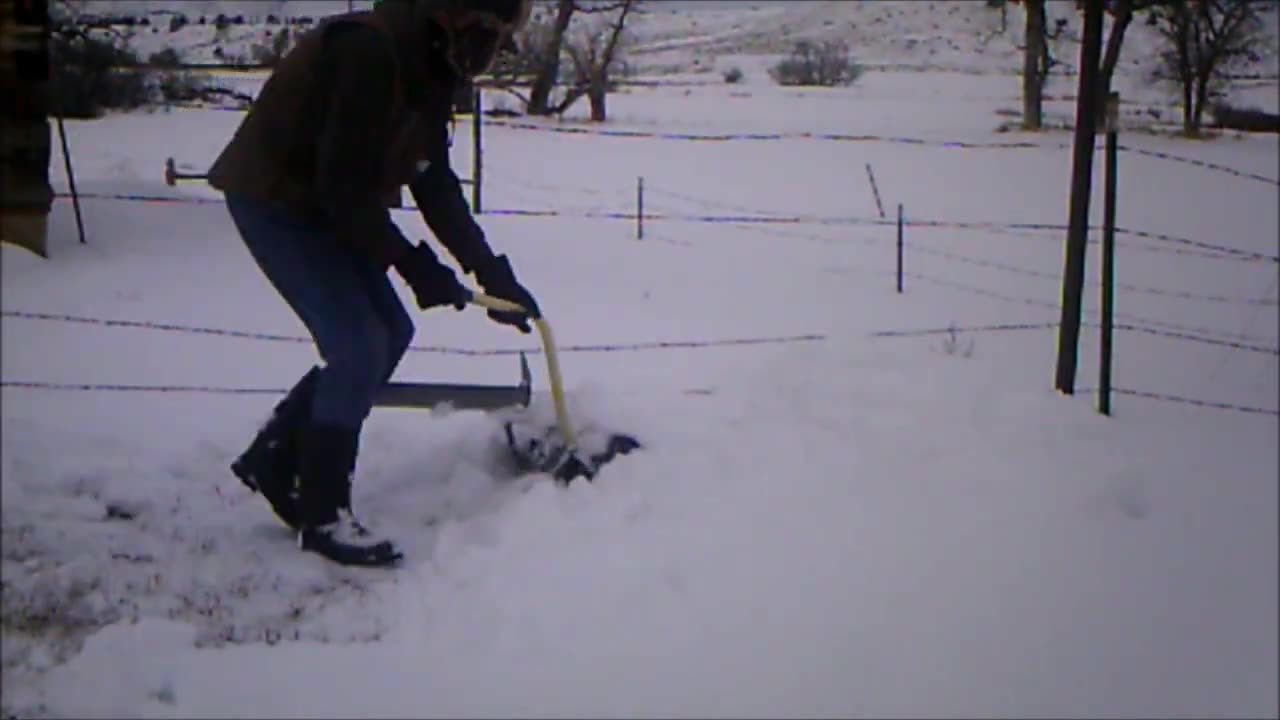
xmin=1099 ymin=92 xmax=1120 ymax=416
xmin=637 ymin=176 xmax=644 ymax=240
xmin=472 ymin=87 xmax=482 ymax=214
xmin=896 ymin=203 xmax=904 ymax=293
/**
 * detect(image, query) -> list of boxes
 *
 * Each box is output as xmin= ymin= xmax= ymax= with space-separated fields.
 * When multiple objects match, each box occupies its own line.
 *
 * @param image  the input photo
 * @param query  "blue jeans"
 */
xmin=224 ymin=193 xmax=415 ymax=430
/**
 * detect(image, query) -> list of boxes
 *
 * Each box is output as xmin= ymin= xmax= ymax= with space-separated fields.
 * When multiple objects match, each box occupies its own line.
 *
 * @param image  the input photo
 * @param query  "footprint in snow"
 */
xmin=1103 ymin=469 xmax=1151 ymax=521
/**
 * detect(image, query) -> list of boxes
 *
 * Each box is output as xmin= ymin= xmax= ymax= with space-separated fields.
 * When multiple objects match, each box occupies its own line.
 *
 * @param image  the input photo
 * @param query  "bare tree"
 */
xmin=1014 ymin=0 xmax=1067 ymax=130
xmin=1099 ymin=0 xmax=1137 ymax=105
xmin=487 ymin=5 xmax=561 ymax=111
xmin=558 ymin=0 xmax=639 ymax=122
xmin=527 ymin=0 xmax=576 ymax=116
xmin=1096 ymin=0 xmax=1177 ymax=124
xmin=1149 ymin=0 xmax=1267 ymax=136
xmin=47 ymin=0 xmax=149 ymax=117
xmin=251 ymin=26 xmax=292 ymax=67
xmin=1022 ymin=0 xmax=1046 ymax=129
xmin=489 ymin=0 xmax=637 ymax=118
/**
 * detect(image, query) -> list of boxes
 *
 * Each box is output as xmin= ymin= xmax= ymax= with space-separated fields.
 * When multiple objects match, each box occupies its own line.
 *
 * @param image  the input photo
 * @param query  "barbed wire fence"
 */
xmin=596 ymin=137 xmax=1276 ymax=418
xmin=476 ymin=120 xmax=1280 ymax=188
xmin=23 ymin=127 xmax=1280 ymax=418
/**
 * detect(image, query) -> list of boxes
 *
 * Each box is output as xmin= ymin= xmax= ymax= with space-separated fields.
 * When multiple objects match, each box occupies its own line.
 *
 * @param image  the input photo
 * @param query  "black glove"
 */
xmin=395 ymin=243 xmax=469 ymax=311
xmin=473 ymin=254 xmax=540 ymax=334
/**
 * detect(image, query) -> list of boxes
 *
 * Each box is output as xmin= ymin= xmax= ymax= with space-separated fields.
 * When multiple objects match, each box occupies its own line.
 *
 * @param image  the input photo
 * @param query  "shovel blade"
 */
xmin=373 ymin=353 xmax=532 ymax=410
xmin=503 ymin=420 xmax=641 ymax=484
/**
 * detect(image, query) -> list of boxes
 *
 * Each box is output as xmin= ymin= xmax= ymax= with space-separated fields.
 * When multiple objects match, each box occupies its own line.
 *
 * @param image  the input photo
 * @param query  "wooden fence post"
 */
xmin=1054 ymin=0 xmax=1105 ymax=395
xmin=866 ymin=163 xmax=885 ymax=219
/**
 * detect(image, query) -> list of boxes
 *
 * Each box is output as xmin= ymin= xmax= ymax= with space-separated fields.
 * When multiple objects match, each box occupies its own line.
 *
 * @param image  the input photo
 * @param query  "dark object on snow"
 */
xmin=1 ymin=0 xmax=54 ymax=258
xmin=1211 ymin=103 xmax=1280 ymax=134
xmin=232 ymin=366 xmax=320 ymax=530
xmin=294 ymin=422 xmax=404 ymax=567
xmin=505 ymin=422 xmax=642 ymax=484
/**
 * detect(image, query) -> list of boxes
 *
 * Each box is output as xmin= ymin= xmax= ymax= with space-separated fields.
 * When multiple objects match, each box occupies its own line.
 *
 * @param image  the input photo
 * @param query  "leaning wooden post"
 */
xmin=56 ymin=115 xmax=86 ymax=244
xmin=1054 ymin=0 xmax=1105 ymax=395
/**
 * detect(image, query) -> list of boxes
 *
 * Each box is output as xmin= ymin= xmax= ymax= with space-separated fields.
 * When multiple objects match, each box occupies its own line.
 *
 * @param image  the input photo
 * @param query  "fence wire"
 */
xmin=867 ymin=325 xmax=1279 ymax=418
xmin=1076 ymin=387 xmax=1279 ymax=417
xmin=53 ymin=190 xmax=1276 ymax=265
xmin=870 ymin=322 xmax=1059 ymax=338
xmin=34 ymin=147 xmax=1277 ymax=420
xmin=479 ymin=120 xmax=1280 ymax=187
xmin=867 ymin=312 xmax=1279 ymax=355
xmin=903 ymin=243 xmax=1279 ymax=307
xmin=643 ymin=186 xmax=1276 ymax=265
xmin=0 ymin=381 xmax=285 ymax=395
xmin=0 ymin=310 xmax=826 ymax=356
xmin=897 ymin=271 xmax=1278 ymax=349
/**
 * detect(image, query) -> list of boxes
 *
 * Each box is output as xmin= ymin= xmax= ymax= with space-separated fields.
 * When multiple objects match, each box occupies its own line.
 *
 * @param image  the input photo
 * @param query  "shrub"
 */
xmin=148 ymin=47 xmax=182 ymax=68
xmin=769 ymin=40 xmax=862 ymax=87
xmin=48 ymin=30 xmax=148 ymax=118
xmin=939 ymin=324 xmax=975 ymax=358
xmin=250 ymin=27 xmax=292 ymax=67
xmin=168 ymin=14 xmax=187 ymax=32
xmin=47 ymin=3 xmax=222 ymax=119
xmin=153 ymin=71 xmax=205 ymax=104
xmin=723 ymin=66 xmax=744 ymax=84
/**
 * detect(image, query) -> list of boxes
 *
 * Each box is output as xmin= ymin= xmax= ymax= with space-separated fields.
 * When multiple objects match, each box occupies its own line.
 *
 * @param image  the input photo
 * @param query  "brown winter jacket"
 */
xmin=207 ymin=0 xmax=494 ymax=272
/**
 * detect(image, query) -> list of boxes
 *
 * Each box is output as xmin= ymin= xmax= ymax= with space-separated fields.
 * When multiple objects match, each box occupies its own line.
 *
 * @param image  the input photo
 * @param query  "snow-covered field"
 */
xmin=76 ymin=0 xmax=1279 ymax=138
xmin=73 ymin=1 xmax=1280 ymax=89
xmin=5 ymin=4 xmax=1279 ymax=718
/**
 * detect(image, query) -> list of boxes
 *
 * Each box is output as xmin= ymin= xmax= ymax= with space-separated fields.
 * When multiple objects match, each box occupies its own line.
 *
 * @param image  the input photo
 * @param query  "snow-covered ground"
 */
xmin=5 ymin=4 xmax=1280 ymax=718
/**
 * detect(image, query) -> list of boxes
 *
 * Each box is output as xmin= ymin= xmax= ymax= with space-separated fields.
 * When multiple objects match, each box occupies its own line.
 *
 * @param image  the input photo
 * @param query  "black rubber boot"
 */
xmin=294 ymin=423 xmax=402 ymax=568
xmin=231 ymin=367 xmax=320 ymax=530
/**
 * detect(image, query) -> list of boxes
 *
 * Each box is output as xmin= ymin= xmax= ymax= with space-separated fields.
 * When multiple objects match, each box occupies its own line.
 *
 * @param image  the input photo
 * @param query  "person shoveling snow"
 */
xmin=207 ymin=0 xmax=549 ymax=568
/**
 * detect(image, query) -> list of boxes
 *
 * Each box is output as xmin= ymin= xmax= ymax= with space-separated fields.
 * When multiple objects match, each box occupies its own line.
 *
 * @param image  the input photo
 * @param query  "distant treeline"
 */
xmin=76 ymin=13 xmax=317 ymax=31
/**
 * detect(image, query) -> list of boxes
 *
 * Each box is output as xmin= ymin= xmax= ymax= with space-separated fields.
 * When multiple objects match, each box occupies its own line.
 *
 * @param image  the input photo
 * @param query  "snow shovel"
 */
xmin=373 ymin=353 xmax=532 ymax=411
xmin=466 ymin=290 xmax=642 ymax=484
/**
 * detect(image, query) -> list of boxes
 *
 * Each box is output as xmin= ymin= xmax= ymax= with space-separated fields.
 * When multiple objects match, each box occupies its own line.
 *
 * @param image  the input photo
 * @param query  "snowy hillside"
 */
xmin=73 ymin=0 xmax=1280 ymax=79
xmin=67 ymin=0 xmax=1280 ymax=127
